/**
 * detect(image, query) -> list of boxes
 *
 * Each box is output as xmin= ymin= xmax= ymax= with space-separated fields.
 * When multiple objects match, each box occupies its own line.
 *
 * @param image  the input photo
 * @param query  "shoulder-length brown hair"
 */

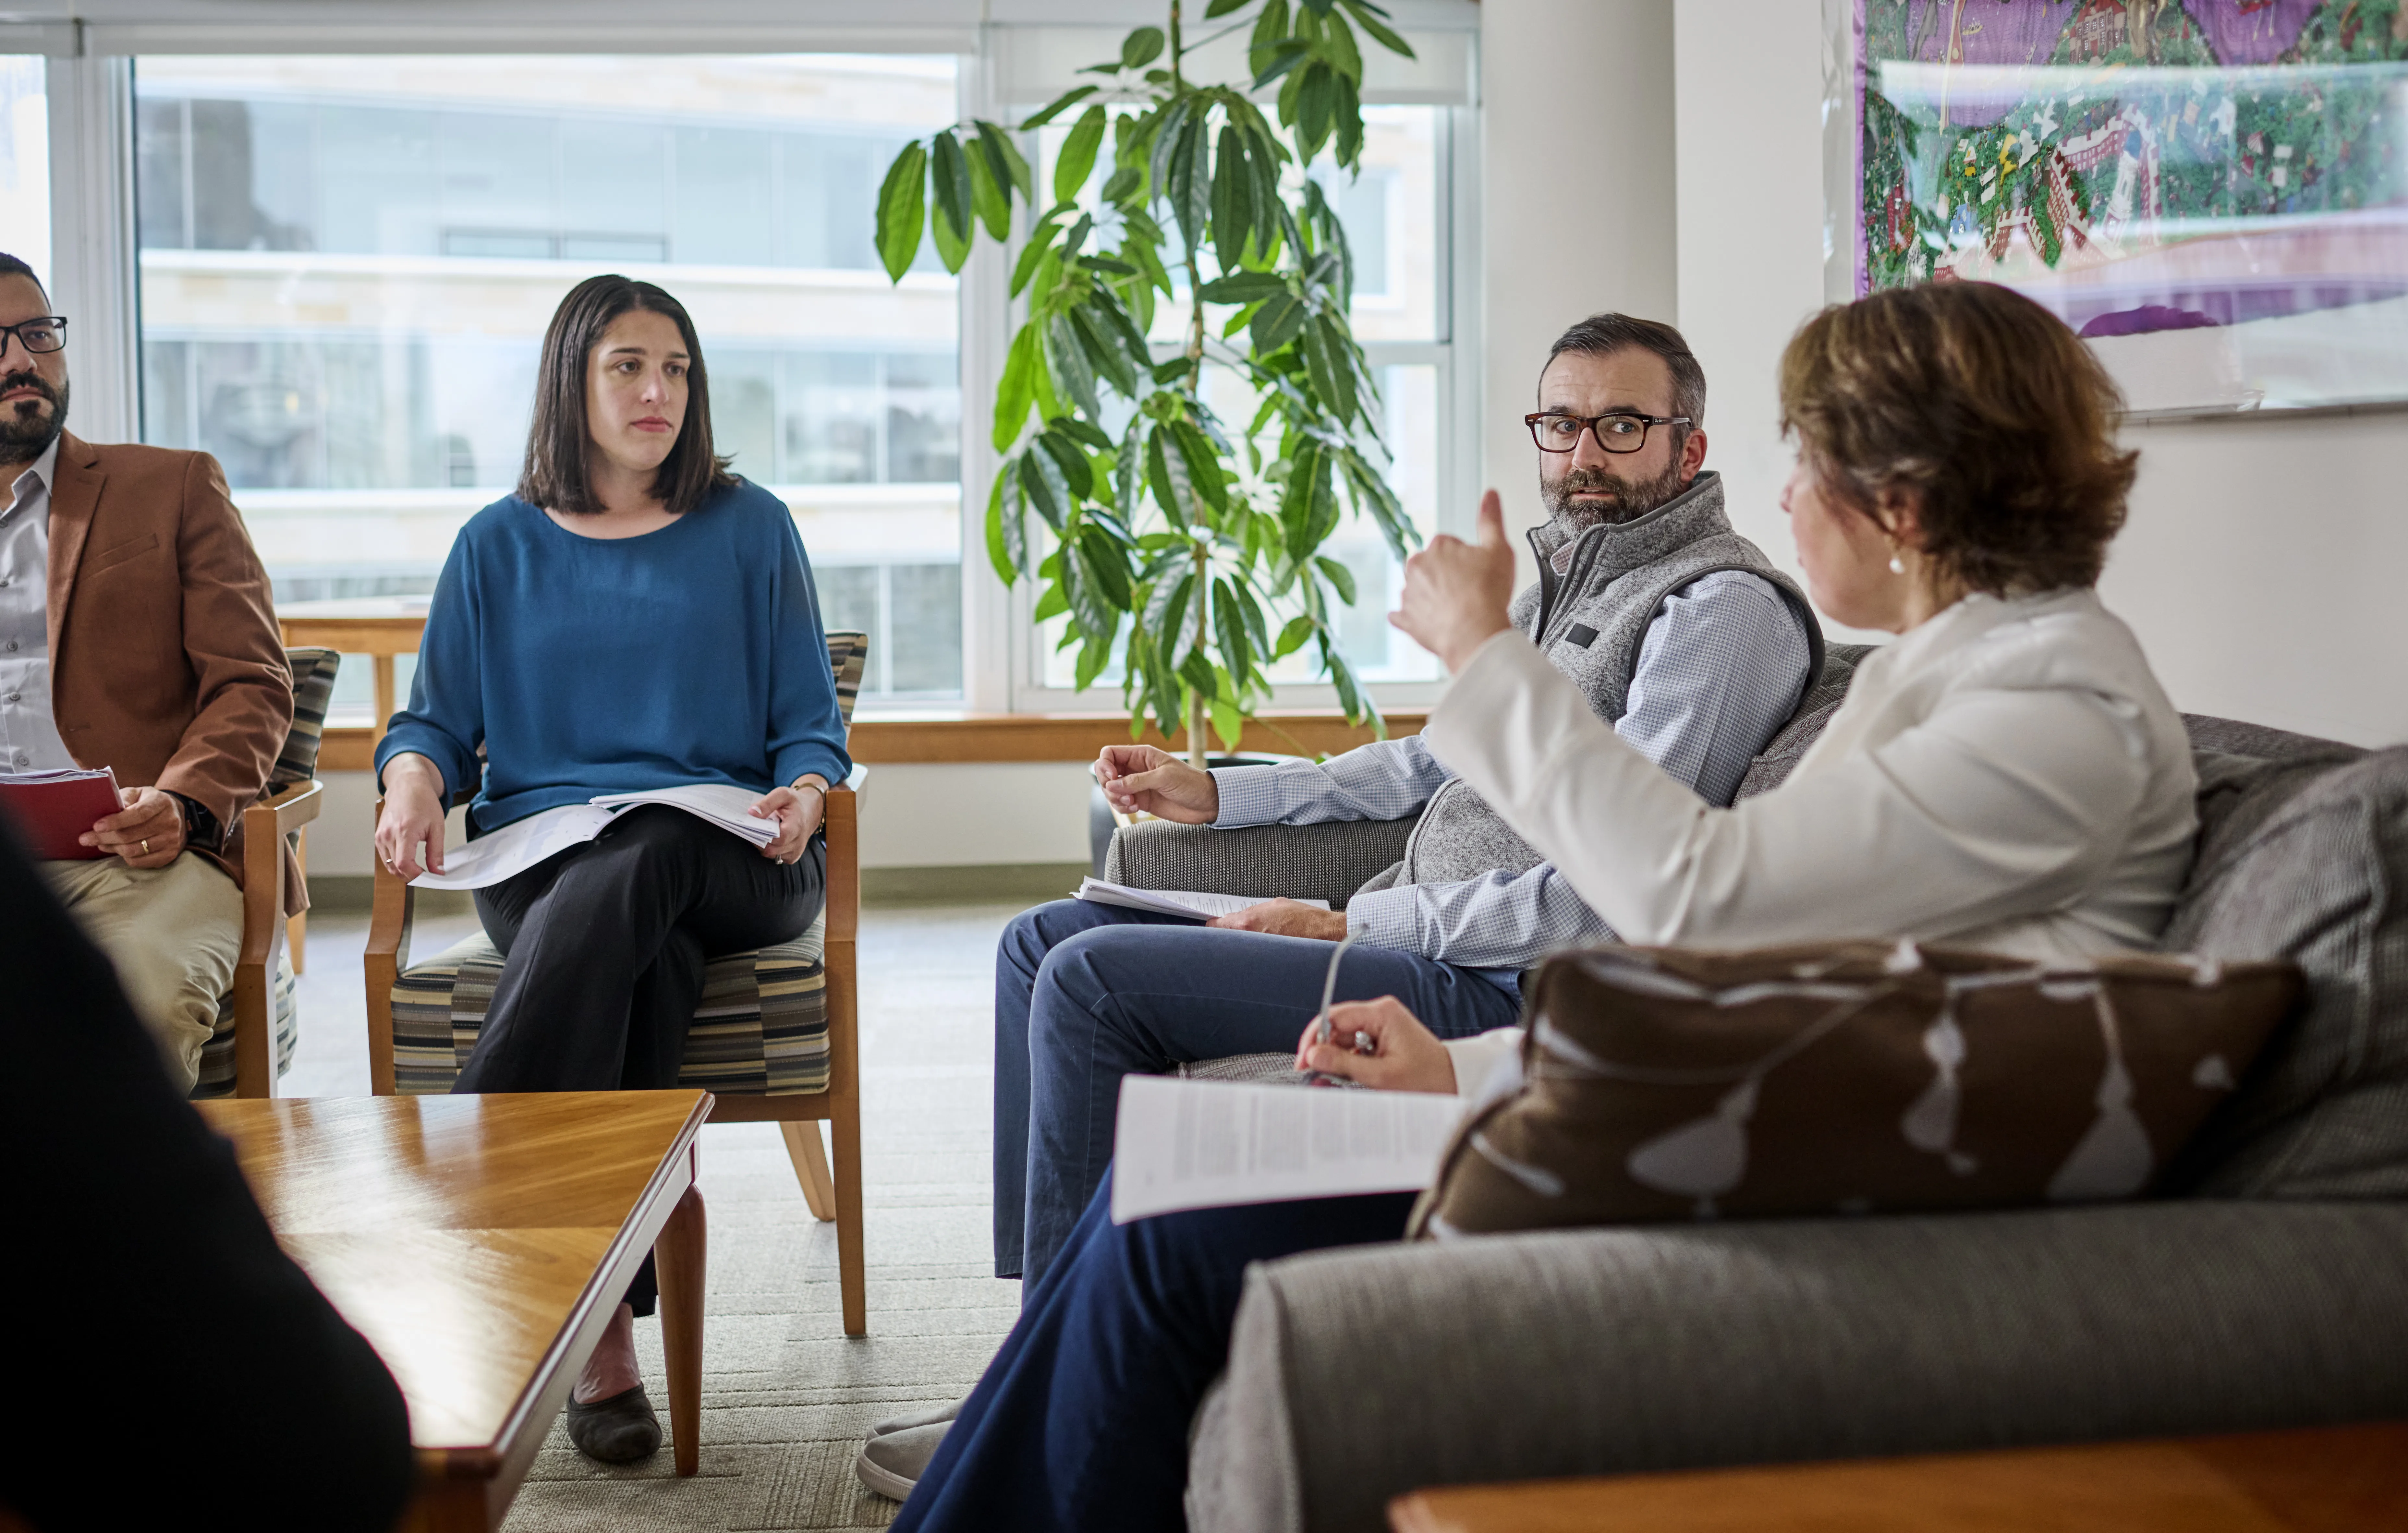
xmin=1779 ymin=281 xmax=2138 ymax=596
xmin=517 ymin=274 xmax=738 ymax=517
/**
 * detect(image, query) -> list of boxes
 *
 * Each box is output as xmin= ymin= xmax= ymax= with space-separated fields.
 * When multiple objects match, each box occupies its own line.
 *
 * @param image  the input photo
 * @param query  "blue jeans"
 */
xmin=991 ymin=898 xmax=1521 ymax=1284
xmin=895 ymin=1171 xmax=1417 ymax=1533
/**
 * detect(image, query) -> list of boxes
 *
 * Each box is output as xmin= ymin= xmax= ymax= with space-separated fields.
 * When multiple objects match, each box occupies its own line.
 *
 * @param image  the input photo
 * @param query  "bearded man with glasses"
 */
xmin=0 ymin=251 xmax=295 ymax=1093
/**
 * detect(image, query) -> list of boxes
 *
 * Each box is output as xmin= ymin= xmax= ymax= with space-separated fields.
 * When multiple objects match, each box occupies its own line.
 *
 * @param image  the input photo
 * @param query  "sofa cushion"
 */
xmin=1408 ymin=941 xmax=2297 ymax=1238
xmin=389 ymin=911 xmax=832 ymax=1096
xmin=2159 ymin=738 xmax=2408 ymax=1199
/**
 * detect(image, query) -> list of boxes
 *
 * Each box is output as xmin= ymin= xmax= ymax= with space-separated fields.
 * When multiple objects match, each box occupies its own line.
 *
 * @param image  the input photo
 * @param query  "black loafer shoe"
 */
xmin=566 ymin=1383 xmax=663 ymax=1463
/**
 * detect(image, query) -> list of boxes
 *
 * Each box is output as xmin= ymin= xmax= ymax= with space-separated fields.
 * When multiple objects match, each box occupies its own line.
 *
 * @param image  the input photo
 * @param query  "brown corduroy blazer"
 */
xmin=44 ymin=432 xmax=301 ymax=913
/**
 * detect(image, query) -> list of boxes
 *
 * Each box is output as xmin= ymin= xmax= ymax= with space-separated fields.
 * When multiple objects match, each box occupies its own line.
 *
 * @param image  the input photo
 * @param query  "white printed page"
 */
xmin=1109 ymin=1075 xmax=1465 ymax=1224
xmin=588 ymin=782 xmax=779 ymax=847
xmin=1075 ymin=878 xmax=1329 ymax=921
xmin=407 ymin=804 xmax=614 ymax=890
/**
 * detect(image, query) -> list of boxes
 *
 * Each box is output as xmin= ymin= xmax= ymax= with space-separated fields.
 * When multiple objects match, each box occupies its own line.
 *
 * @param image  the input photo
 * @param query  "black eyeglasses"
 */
xmin=1525 ymin=410 xmax=1690 ymax=454
xmin=0 ymin=317 xmax=67 ymax=356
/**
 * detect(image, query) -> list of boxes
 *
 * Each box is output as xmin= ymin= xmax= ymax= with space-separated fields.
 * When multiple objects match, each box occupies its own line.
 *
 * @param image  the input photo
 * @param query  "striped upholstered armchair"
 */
xmin=191 ymin=645 xmax=339 ymax=1099
xmin=363 ymin=631 xmax=872 ymax=1334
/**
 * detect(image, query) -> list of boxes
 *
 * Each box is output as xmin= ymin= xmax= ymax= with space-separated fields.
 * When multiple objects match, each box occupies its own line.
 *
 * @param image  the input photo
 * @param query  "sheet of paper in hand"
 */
xmin=1109 ymin=1075 xmax=1466 ymax=1223
xmin=409 ymin=783 xmax=780 ymax=890
xmin=1074 ymin=877 xmax=1330 ymax=922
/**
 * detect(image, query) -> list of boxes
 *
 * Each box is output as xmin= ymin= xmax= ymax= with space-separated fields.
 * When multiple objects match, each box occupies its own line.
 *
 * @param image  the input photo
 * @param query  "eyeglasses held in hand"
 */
xmin=1525 ymin=410 xmax=1689 ymax=454
xmin=0 ymin=317 xmax=67 ymax=356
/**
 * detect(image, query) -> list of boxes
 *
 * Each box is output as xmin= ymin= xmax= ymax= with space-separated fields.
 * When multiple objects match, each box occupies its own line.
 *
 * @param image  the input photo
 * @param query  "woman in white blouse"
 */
xmin=880 ymin=282 xmax=2198 ymax=1532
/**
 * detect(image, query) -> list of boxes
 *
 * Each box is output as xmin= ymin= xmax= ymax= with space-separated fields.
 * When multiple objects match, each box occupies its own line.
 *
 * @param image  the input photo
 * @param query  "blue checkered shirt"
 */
xmin=1211 ymin=571 xmax=1811 ymax=979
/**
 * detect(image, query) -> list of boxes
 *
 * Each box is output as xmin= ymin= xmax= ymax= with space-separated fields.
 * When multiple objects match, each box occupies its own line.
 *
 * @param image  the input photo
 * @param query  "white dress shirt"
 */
xmin=0 ymin=438 xmax=76 ymax=774
xmin=1426 ymin=587 xmax=2200 ymax=1094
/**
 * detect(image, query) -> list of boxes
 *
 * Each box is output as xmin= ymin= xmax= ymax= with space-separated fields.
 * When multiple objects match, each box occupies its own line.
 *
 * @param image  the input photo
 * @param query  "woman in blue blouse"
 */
xmin=373 ymin=274 xmax=851 ymax=1464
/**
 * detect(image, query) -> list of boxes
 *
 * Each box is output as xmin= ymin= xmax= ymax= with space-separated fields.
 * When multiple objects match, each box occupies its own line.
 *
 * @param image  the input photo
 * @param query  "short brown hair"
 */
xmin=517 ymin=274 xmax=736 ymax=517
xmin=1546 ymin=312 xmax=1707 ymax=430
xmin=1778 ymin=282 xmax=2137 ymax=596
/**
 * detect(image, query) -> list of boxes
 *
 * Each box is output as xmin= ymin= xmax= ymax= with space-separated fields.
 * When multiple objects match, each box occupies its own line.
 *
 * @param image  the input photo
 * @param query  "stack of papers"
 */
xmin=1110 ymin=1075 xmax=1466 ymax=1222
xmin=1074 ymin=877 xmax=1328 ymax=921
xmin=410 ymin=783 xmax=780 ymax=890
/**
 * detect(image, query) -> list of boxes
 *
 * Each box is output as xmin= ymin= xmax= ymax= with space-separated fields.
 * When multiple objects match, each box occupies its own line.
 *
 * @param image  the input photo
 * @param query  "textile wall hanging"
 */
xmin=1827 ymin=0 xmax=2408 ymax=415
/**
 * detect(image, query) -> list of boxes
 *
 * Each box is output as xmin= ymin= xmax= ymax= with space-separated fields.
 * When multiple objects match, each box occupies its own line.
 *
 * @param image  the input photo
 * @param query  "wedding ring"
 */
xmin=140 ymin=838 xmax=151 ymax=855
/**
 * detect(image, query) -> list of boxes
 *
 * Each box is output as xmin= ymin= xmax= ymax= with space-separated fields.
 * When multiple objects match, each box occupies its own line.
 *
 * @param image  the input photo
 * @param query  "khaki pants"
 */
xmin=43 ymin=852 xmax=244 ymax=1094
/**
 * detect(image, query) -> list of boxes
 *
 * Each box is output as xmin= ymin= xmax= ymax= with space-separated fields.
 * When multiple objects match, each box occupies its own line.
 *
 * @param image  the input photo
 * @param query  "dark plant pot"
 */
xmin=1088 ymin=754 xmax=1289 ymax=876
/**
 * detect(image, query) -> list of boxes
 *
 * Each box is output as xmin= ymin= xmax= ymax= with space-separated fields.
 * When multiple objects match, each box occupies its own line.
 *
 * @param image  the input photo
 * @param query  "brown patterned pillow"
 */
xmin=1408 ymin=942 xmax=2300 ymax=1239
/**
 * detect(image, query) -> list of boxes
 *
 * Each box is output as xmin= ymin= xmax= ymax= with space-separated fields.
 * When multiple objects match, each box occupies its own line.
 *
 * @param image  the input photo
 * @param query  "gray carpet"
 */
xmin=290 ymin=900 xmax=1028 ymax=1531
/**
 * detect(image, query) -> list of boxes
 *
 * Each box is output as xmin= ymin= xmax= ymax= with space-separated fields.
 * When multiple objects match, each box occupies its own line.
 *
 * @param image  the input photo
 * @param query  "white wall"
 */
xmin=1480 ymin=0 xmax=1678 ymax=588
xmin=1670 ymin=1 xmax=2408 ymax=746
xmin=306 ymin=761 xmax=1095 ymax=875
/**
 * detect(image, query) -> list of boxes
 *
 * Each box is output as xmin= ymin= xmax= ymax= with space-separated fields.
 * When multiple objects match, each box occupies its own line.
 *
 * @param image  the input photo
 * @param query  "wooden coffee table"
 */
xmin=1388 ymin=1422 xmax=2408 ymax=1532
xmin=198 ymin=1090 xmax=714 ymax=1533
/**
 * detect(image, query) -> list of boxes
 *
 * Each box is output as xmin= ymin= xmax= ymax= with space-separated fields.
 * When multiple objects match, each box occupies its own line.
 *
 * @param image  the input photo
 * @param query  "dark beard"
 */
xmin=1542 ymin=458 xmax=1689 ymax=534
xmin=0 ymin=369 xmax=67 ymax=465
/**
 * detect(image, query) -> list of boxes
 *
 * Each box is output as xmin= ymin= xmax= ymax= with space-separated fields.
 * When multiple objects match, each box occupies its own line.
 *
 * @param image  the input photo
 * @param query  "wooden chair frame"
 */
xmin=230 ymin=779 xmax=325 ymax=1098
xmin=363 ymin=766 xmax=869 ymax=1336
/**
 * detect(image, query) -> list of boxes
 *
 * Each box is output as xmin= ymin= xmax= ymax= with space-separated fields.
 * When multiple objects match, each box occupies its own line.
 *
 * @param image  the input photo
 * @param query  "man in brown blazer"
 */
xmin=1 ymin=252 xmax=294 ymax=1091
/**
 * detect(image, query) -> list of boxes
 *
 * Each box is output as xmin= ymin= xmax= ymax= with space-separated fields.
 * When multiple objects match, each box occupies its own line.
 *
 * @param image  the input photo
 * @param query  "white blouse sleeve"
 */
xmin=1422 ymin=633 xmax=2153 ymax=948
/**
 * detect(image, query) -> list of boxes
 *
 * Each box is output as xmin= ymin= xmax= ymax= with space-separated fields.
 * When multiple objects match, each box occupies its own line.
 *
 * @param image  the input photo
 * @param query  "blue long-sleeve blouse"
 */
xmin=375 ymin=480 xmax=852 ymax=835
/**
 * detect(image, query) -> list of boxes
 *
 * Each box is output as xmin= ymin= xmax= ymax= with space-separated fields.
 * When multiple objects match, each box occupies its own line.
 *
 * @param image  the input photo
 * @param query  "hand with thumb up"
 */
xmin=1391 ymin=489 xmax=1518 ymax=674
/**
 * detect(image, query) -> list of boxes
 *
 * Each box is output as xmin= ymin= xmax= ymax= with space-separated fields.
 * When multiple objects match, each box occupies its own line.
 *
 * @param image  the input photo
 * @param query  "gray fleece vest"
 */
xmin=1386 ymin=471 xmax=1824 ymax=890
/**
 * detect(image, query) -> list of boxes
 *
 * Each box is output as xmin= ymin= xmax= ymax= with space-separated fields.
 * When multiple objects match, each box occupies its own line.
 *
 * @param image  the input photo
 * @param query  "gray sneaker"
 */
xmin=869 ymin=1397 xmax=963 ymax=1438
xmin=856 ymin=1419 xmax=950 ymax=1501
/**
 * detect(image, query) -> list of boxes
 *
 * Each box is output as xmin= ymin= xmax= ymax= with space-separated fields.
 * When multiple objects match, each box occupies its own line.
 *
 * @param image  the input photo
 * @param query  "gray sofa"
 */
xmin=1105 ymin=647 xmax=2408 ymax=1533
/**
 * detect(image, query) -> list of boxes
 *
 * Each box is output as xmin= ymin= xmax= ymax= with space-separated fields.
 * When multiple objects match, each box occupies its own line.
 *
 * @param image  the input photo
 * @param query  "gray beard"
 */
xmin=0 ymin=375 xmax=67 ymax=465
xmin=1542 ymin=459 xmax=1689 ymax=536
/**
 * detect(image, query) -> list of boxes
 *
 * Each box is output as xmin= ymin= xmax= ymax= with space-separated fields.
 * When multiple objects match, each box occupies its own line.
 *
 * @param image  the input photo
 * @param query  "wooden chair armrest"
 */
xmin=362 ymin=798 xmax=416 ymax=1095
xmin=824 ymin=768 xmax=862 ymax=944
xmin=257 ymin=779 xmax=325 ymax=836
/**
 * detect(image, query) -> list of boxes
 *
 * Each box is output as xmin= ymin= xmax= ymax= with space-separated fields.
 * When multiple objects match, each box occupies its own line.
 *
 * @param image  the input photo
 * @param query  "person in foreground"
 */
xmin=0 ymin=251 xmax=296 ymax=1093
xmin=886 ymin=281 xmax=2198 ymax=1531
xmin=0 ymin=820 xmax=412 ymax=1531
xmin=868 ymin=313 xmax=1818 ymax=1497
xmin=374 ymin=275 xmax=850 ymax=1464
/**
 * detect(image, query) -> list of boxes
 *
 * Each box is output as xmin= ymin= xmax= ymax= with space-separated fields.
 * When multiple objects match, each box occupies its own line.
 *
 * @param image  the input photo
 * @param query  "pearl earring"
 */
xmin=1889 ymin=553 xmax=1905 ymax=574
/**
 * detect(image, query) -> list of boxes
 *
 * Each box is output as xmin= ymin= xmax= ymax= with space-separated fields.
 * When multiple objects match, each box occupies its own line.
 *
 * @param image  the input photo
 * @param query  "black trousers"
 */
xmin=456 ymin=805 xmax=826 ymax=1313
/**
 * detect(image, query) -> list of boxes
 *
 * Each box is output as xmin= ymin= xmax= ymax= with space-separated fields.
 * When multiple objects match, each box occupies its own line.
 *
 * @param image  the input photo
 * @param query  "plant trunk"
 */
xmin=1189 ymin=541 xmax=1210 ymax=769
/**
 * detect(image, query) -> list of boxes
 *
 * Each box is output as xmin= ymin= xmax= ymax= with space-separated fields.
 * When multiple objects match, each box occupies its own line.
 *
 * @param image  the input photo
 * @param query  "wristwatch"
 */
xmin=166 ymin=791 xmax=222 ymax=852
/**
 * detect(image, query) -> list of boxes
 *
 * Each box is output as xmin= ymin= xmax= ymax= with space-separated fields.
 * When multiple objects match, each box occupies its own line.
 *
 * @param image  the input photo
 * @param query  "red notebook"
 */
xmin=0 ymin=766 xmax=125 ymax=860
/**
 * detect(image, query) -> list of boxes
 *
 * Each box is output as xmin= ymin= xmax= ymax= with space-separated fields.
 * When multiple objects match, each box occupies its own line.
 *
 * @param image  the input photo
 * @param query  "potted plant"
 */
xmin=870 ymin=0 xmax=1420 ymax=770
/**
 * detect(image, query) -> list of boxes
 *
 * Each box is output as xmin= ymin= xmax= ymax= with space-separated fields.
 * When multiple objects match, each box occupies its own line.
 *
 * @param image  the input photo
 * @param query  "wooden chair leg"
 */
xmin=779 ymin=1120 xmax=837 ymax=1222
xmin=286 ymin=824 xmax=308 ymax=975
xmin=832 ymin=1093 xmax=866 ymax=1338
xmin=654 ymin=1178 xmax=707 ymax=1478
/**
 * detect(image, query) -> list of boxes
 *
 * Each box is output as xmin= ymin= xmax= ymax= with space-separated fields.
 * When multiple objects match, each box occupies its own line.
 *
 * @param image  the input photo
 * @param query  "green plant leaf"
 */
xmin=1075 ymin=631 xmax=1114 ymax=690
xmin=1021 ymin=84 xmax=1101 ymax=130
xmin=1332 ymin=68 xmax=1364 ymax=166
xmin=1019 ymin=447 xmax=1071 ymax=532
xmin=1250 ymin=0 xmax=1292 ymax=74
xmin=1248 ymin=290 xmax=1310 ymax=353
xmin=1078 ymin=524 xmax=1134 ymax=609
xmin=1168 ymin=115 xmax=1212 ymax=254
xmin=1147 ymin=98 xmax=1192 ymax=201
xmin=874 ymin=140 xmax=928 ymax=282
xmin=1206 ymin=0 xmax=1253 ymax=16
xmin=1281 ymin=443 xmax=1335 ymax=560
xmin=1121 ymin=26 xmax=1166 ymax=69
xmin=1145 ymin=428 xmax=1194 ymax=528
xmin=1170 ymin=421 xmax=1229 ymax=513
xmin=1299 ymin=317 xmax=1345 ymax=421
xmin=930 ymin=131 xmax=975 ymax=271
xmin=1340 ymin=0 xmax=1415 ymax=58
xmin=1211 ymin=124 xmax=1252 ymax=272
xmin=967 ymin=140 xmax=1012 ymax=240
xmin=1180 ymin=647 xmax=1219 ymax=699
xmin=1037 ymin=427 xmax=1097 ymax=499
xmin=985 ymin=466 xmax=1022 ymax=584
xmin=1055 ymin=413 xmax=1117 ymax=453
xmin=977 ymin=119 xmax=1035 ymax=202
xmin=1100 ymin=165 xmax=1144 ymax=205
xmin=1234 ymin=580 xmax=1271 ymax=653
xmin=1045 ymin=313 xmax=1103 ymax=420
xmin=1213 ymin=577 xmax=1252 ymax=685
xmin=1322 ymin=9 xmax=1363 ymax=81
xmin=1010 ymin=220 xmax=1064 ymax=298
xmin=1313 ymin=554 xmax=1357 ymax=604
xmin=1275 ymin=614 xmax=1316 ymax=658
xmin=1211 ymin=691 xmax=1245 ymax=755
xmin=1067 ymin=303 xmax=1138 ymax=398
xmin=1199 ymin=271 xmax=1288 ymax=304
xmin=1032 ymin=580 xmax=1070 ymax=622
xmin=1296 ymin=64 xmax=1336 ymax=162
xmin=1116 ymin=419 xmax=1147 ymax=522
xmin=1056 ymin=105 xmax=1109 ymax=203
xmin=995 ymin=324 xmax=1044 ymax=451
xmin=1253 ymin=39 xmax=1314 ymax=91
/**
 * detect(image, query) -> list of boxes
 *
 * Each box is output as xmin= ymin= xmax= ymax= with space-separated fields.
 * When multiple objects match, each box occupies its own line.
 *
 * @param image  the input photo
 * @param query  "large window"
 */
xmin=131 ymin=54 xmax=966 ymax=703
xmin=0 ymin=58 xmax=45 ymax=282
